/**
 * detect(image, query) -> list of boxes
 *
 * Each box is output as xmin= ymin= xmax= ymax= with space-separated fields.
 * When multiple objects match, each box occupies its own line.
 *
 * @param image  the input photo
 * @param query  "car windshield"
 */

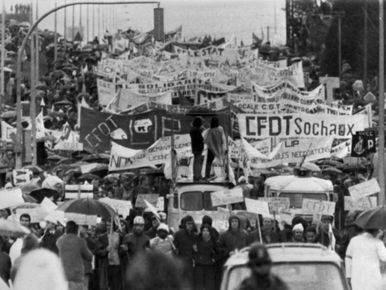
xmin=279 ymin=192 xmax=328 ymax=208
xmin=226 ymin=263 xmax=345 ymax=290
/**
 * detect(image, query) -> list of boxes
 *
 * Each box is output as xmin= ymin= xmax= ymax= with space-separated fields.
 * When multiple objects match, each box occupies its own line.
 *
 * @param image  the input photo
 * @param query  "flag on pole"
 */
xmin=35 ymin=111 xmax=45 ymax=139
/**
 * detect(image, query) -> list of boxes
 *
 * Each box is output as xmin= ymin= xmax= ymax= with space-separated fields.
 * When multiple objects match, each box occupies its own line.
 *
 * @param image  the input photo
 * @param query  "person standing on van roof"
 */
xmin=218 ymin=215 xmax=248 ymax=260
xmin=204 ymin=117 xmax=227 ymax=179
xmin=239 ymin=243 xmax=289 ymax=290
xmin=190 ymin=117 xmax=205 ymax=182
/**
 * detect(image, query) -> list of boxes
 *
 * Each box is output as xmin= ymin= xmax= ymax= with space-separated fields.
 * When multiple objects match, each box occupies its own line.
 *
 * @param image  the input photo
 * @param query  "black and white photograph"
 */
xmin=0 ymin=0 xmax=386 ymax=289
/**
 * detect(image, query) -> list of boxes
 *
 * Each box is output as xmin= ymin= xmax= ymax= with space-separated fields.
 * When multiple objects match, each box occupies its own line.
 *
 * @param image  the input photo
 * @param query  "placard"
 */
xmin=135 ymin=194 xmax=159 ymax=208
xmin=301 ymin=198 xmax=336 ymax=216
xmin=344 ymin=196 xmax=374 ymax=211
xmin=348 ymin=178 xmax=380 ymax=201
xmin=13 ymin=169 xmax=31 ymax=186
xmin=261 ymin=197 xmax=290 ymax=214
xmin=65 ymin=184 xmax=94 ymax=199
xmin=245 ymin=198 xmax=271 ymax=217
xmin=211 ymin=187 xmax=244 ymax=206
xmin=0 ymin=188 xmax=24 ymax=209
xmin=99 ymin=197 xmax=132 ymax=218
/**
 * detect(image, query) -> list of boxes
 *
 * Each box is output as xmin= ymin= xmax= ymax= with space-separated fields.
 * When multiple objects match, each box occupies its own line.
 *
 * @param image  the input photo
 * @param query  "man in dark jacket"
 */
xmin=218 ymin=215 xmax=248 ymax=260
xmin=239 ymin=243 xmax=289 ymax=290
xmin=190 ymin=117 xmax=204 ymax=181
xmin=57 ymin=221 xmax=93 ymax=290
xmin=173 ymin=215 xmax=197 ymax=287
xmin=121 ymin=216 xmax=149 ymax=261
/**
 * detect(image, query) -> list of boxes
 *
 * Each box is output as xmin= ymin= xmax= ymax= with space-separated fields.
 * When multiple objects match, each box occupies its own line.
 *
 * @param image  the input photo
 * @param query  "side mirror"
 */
xmin=166 ymin=194 xmax=174 ymax=199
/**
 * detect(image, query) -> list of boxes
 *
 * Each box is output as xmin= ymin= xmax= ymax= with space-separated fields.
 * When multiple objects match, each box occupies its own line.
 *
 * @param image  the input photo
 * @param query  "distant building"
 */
xmin=154 ymin=7 xmax=164 ymax=42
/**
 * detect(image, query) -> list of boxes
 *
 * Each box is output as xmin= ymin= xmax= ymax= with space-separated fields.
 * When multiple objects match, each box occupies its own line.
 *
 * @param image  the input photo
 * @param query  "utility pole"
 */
xmin=54 ymin=1 xmax=58 ymax=66
xmin=64 ymin=0 xmax=67 ymax=40
xmin=363 ymin=0 xmax=368 ymax=83
xmin=266 ymin=26 xmax=270 ymax=43
xmin=335 ymin=12 xmax=345 ymax=77
xmin=72 ymin=0 xmax=75 ymax=41
xmin=0 ymin=0 xmax=5 ymax=101
xmin=378 ymin=0 xmax=385 ymax=204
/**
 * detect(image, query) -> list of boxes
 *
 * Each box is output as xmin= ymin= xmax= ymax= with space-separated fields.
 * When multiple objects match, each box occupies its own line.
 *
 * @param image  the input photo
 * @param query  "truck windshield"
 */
xmin=180 ymin=191 xmax=223 ymax=211
xmin=279 ymin=192 xmax=328 ymax=208
xmin=226 ymin=263 xmax=345 ymax=290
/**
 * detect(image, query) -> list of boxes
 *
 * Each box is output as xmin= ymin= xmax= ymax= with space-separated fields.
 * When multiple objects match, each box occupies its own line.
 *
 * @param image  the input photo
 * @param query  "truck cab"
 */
xmin=167 ymin=182 xmax=232 ymax=232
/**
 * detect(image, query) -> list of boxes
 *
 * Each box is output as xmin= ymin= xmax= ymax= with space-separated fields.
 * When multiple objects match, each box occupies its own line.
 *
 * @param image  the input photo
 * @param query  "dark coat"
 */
xmin=190 ymin=126 xmax=204 ymax=153
xmin=0 ymin=251 xmax=10 ymax=285
xmin=194 ymin=238 xmax=217 ymax=266
xmin=40 ymin=230 xmax=62 ymax=254
xmin=239 ymin=274 xmax=289 ymax=290
xmin=122 ymin=232 xmax=149 ymax=259
xmin=173 ymin=229 xmax=196 ymax=262
xmin=57 ymin=233 xmax=93 ymax=282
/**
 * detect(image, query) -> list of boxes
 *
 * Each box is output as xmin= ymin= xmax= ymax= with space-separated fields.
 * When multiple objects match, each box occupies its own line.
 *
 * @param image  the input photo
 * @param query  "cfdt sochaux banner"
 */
xmin=80 ymin=107 xmax=231 ymax=152
xmin=237 ymin=113 xmax=369 ymax=139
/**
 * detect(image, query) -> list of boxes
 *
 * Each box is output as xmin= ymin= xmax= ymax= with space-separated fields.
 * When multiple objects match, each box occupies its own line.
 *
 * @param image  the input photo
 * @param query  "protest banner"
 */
xmin=245 ymin=198 xmax=271 ymax=217
xmin=135 ymin=194 xmax=159 ymax=208
xmin=97 ymin=79 xmax=116 ymax=106
xmin=195 ymin=89 xmax=229 ymax=105
xmin=348 ymin=178 xmax=380 ymax=201
xmin=234 ymin=102 xmax=283 ymax=114
xmin=65 ymin=184 xmax=94 ymax=199
xmin=53 ymin=131 xmax=83 ymax=151
xmin=301 ymin=199 xmax=336 ymax=216
xmin=99 ymin=197 xmax=132 ymax=218
xmin=238 ymin=113 xmax=368 ymax=139
xmin=331 ymin=139 xmax=351 ymax=158
xmin=261 ymin=197 xmax=290 ymax=214
xmin=248 ymin=137 xmax=333 ymax=168
xmin=118 ymin=89 xmax=172 ymax=110
xmin=80 ymin=107 xmax=231 ymax=152
xmin=109 ymin=134 xmax=191 ymax=171
xmin=1 ymin=121 xmax=16 ymax=142
xmin=249 ymin=62 xmax=305 ymax=88
xmin=211 ymin=187 xmax=244 ymax=206
xmin=252 ymin=81 xmax=323 ymax=103
xmin=0 ymin=188 xmax=24 ymax=209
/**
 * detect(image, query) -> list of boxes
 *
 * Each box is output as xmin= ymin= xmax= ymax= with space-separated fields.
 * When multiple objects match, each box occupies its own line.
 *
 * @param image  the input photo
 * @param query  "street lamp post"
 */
xmin=15 ymin=1 xmax=160 ymax=169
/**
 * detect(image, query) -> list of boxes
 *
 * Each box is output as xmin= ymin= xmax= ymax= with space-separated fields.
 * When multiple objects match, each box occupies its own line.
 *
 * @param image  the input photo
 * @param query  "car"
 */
xmin=221 ymin=243 xmax=349 ymax=290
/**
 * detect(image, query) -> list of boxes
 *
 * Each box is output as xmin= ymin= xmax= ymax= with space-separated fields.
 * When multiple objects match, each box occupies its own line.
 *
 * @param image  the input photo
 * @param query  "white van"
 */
xmin=264 ymin=174 xmax=335 ymax=209
xmin=167 ymin=182 xmax=232 ymax=232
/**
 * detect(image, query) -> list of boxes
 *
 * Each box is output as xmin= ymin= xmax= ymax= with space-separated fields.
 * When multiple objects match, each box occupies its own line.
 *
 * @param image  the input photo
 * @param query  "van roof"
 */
xmin=225 ymin=243 xmax=342 ymax=267
xmin=264 ymin=175 xmax=333 ymax=192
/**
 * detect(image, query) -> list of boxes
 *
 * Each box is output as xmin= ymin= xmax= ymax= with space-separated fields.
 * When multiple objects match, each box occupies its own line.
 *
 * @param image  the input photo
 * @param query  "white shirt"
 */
xmin=9 ymin=238 xmax=23 ymax=265
xmin=345 ymin=232 xmax=386 ymax=290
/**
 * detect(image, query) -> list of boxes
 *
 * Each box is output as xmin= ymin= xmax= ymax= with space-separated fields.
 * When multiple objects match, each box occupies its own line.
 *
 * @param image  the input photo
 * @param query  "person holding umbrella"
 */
xmin=346 ymin=207 xmax=386 ymax=290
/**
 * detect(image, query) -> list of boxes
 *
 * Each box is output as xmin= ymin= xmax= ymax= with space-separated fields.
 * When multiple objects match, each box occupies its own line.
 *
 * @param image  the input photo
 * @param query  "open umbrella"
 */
xmin=355 ymin=206 xmax=386 ymax=230
xmin=21 ymin=183 xmax=40 ymax=195
xmin=322 ymin=167 xmax=343 ymax=175
xmin=29 ymin=188 xmax=59 ymax=203
xmin=78 ymin=173 xmax=101 ymax=181
xmin=1 ymin=111 xmax=16 ymax=119
xmin=57 ymin=198 xmax=115 ymax=219
xmin=0 ymin=219 xmax=30 ymax=237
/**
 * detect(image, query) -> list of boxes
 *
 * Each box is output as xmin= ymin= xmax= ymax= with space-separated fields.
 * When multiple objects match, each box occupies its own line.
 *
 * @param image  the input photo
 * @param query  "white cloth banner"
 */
xmin=97 ymin=79 xmax=116 ymax=106
xmin=118 ymin=89 xmax=172 ymax=110
xmin=237 ymin=113 xmax=369 ymax=139
xmin=109 ymin=134 xmax=191 ymax=171
xmin=248 ymin=137 xmax=334 ymax=169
